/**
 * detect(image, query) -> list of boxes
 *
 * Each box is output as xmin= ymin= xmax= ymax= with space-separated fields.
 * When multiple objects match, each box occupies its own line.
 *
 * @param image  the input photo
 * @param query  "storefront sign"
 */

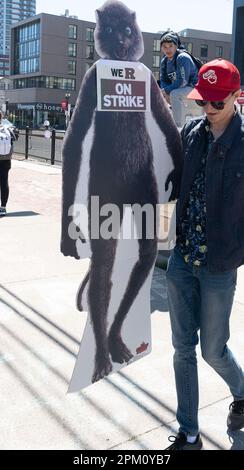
xmin=15 ymin=102 xmax=74 ymax=114
xmin=17 ymin=104 xmax=34 ymax=110
xmin=36 ymin=103 xmax=63 ymax=113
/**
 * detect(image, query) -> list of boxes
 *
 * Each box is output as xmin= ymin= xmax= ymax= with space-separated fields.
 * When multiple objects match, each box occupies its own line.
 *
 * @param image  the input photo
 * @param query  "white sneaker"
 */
xmin=0 ymin=207 xmax=7 ymax=216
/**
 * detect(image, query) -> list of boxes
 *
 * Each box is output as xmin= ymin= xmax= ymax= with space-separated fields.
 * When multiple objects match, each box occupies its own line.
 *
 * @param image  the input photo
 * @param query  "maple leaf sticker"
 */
xmin=136 ymin=342 xmax=149 ymax=354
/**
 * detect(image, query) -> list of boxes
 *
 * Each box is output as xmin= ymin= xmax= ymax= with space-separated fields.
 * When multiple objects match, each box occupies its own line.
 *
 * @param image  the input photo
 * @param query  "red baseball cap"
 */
xmin=187 ymin=59 xmax=241 ymax=101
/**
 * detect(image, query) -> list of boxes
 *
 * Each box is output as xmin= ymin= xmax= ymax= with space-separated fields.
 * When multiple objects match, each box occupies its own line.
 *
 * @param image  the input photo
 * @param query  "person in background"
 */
xmin=165 ymin=59 xmax=244 ymax=450
xmin=160 ymin=30 xmax=203 ymax=127
xmin=0 ymin=111 xmax=14 ymax=216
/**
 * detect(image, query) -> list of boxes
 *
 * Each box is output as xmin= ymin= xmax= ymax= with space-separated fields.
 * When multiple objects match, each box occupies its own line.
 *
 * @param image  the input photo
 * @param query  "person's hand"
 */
xmin=61 ymin=235 xmax=80 ymax=259
xmin=165 ymin=168 xmax=181 ymax=202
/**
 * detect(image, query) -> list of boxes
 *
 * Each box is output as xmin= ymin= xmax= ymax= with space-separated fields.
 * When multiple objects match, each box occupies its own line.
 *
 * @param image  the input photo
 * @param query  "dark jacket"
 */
xmin=177 ymin=111 xmax=244 ymax=273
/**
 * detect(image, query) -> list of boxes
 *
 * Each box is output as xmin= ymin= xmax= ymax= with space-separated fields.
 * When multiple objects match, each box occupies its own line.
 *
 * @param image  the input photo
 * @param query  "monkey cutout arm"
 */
xmin=61 ymin=65 xmax=97 ymax=258
xmin=150 ymin=74 xmax=183 ymax=201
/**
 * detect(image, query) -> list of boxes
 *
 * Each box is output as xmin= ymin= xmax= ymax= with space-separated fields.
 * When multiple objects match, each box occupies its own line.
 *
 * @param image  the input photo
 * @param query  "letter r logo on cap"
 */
xmin=202 ymin=70 xmax=218 ymax=85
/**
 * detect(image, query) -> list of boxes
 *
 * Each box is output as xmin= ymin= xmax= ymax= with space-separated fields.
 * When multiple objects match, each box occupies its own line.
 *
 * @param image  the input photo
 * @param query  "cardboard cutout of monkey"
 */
xmin=61 ymin=0 xmax=182 ymax=392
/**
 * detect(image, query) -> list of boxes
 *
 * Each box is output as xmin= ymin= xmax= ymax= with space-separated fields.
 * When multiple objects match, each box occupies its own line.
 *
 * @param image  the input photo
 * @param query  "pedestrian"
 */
xmin=160 ymin=30 xmax=203 ymax=127
xmin=0 ymin=111 xmax=13 ymax=216
xmin=165 ymin=59 xmax=244 ymax=450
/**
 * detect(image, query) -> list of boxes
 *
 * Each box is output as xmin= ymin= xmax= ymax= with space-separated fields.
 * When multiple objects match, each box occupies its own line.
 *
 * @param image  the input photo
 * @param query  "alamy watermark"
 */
xmin=68 ymin=196 xmax=176 ymax=247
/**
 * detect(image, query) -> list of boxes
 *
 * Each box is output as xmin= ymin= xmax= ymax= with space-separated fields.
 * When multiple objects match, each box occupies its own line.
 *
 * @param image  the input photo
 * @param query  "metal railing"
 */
xmin=13 ymin=127 xmax=65 ymax=165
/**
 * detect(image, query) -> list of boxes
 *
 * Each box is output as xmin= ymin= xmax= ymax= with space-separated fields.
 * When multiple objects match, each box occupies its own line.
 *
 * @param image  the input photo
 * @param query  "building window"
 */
xmin=14 ymin=20 xmax=40 ymax=74
xmin=17 ymin=58 xmax=39 ymax=74
xmin=183 ymin=42 xmax=193 ymax=54
xmin=86 ymin=27 xmax=94 ymax=42
xmin=153 ymin=39 xmax=161 ymax=52
xmin=16 ymin=39 xmax=40 ymax=59
xmin=69 ymin=24 xmax=77 ymax=40
xmin=68 ymin=43 xmax=77 ymax=57
xmin=86 ymin=45 xmax=94 ymax=60
xmin=153 ymin=55 xmax=160 ymax=68
xmin=13 ymin=76 xmax=76 ymax=91
xmin=16 ymin=21 xmax=40 ymax=42
xmin=216 ymin=45 xmax=223 ymax=58
xmin=201 ymin=44 xmax=208 ymax=58
xmin=68 ymin=60 xmax=76 ymax=75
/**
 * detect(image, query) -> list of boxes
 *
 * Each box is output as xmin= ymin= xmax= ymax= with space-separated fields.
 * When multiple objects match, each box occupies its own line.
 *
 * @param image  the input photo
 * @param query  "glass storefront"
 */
xmin=8 ymin=103 xmax=69 ymax=129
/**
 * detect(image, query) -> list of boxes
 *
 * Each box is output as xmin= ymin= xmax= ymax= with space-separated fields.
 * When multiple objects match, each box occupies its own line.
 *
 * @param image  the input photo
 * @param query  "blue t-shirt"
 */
xmin=160 ymin=50 xmax=198 ymax=94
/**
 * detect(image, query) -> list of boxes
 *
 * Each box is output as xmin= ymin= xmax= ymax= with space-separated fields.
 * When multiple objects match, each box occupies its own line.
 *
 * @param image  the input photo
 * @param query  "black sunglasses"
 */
xmin=195 ymin=99 xmax=226 ymax=110
xmin=195 ymin=92 xmax=235 ymax=111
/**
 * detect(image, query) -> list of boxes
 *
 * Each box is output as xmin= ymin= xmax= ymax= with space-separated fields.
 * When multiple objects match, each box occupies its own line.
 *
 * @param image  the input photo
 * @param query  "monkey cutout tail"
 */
xmin=76 ymin=270 xmax=90 ymax=311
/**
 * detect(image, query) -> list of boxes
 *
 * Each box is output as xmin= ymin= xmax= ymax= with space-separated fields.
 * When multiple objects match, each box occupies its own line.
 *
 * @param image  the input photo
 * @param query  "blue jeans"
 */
xmin=166 ymin=248 xmax=244 ymax=436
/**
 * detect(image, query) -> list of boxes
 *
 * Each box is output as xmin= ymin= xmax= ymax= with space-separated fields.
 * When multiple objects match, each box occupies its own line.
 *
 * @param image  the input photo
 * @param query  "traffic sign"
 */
xmin=61 ymin=100 xmax=68 ymax=110
xmin=237 ymin=90 xmax=244 ymax=105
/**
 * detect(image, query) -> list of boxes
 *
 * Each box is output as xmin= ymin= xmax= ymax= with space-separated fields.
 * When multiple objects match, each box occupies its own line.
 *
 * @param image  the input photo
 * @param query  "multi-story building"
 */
xmin=4 ymin=12 xmax=232 ymax=129
xmin=232 ymin=0 xmax=244 ymax=86
xmin=151 ymin=28 xmax=231 ymax=83
xmin=178 ymin=29 xmax=231 ymax=63
xmin=6 ymin=13 xmax=98 ymax=128
xmin=0 ymin=0 xmax=36 ymax=76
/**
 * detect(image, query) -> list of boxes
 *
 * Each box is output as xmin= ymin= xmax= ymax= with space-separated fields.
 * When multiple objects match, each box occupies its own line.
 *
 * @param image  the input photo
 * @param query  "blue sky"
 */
xmin=36 ymin=0 xmax=234 ymax=34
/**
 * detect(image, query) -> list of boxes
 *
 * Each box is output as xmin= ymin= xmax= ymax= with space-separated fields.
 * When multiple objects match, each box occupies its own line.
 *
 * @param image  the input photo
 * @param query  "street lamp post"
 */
xmin=5 ymin=99 xmax=9 ymax=117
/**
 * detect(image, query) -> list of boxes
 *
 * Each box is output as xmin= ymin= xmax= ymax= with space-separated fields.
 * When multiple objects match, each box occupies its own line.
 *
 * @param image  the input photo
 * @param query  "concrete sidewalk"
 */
xmin=0 ymin=158 xmax=244 ymax=450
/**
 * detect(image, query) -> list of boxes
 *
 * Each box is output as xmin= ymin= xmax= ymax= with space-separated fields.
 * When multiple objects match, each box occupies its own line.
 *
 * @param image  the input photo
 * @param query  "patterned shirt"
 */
xmin=177 ymin=128 xmax=214 ymax=266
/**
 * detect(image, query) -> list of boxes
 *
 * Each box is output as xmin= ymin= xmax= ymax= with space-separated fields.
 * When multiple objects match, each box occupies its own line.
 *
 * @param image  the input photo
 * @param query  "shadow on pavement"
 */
xmin=0 ymin=345 xmax=87 ymax=449
xmin=0 ymin=322 xmax=70 ymax=385
xmin=3 ymin=211 xmax=40 ymax=218
xmin=0 ymin=300 xmax=157 ymax=449
xmin=0 ymin=286 xmax=226 ymax=450
xmin=0 ymin=280 xmax=173 ymax=449
xmin=116 ymin=370 xmax=225 ymax=450
xmin=0 ymin=284 xmax=80 ymax=345
xmin=0 ymin=270 xmax=227 ymax=450
xmin=0 ymin=297 xmax=76 ymax=357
